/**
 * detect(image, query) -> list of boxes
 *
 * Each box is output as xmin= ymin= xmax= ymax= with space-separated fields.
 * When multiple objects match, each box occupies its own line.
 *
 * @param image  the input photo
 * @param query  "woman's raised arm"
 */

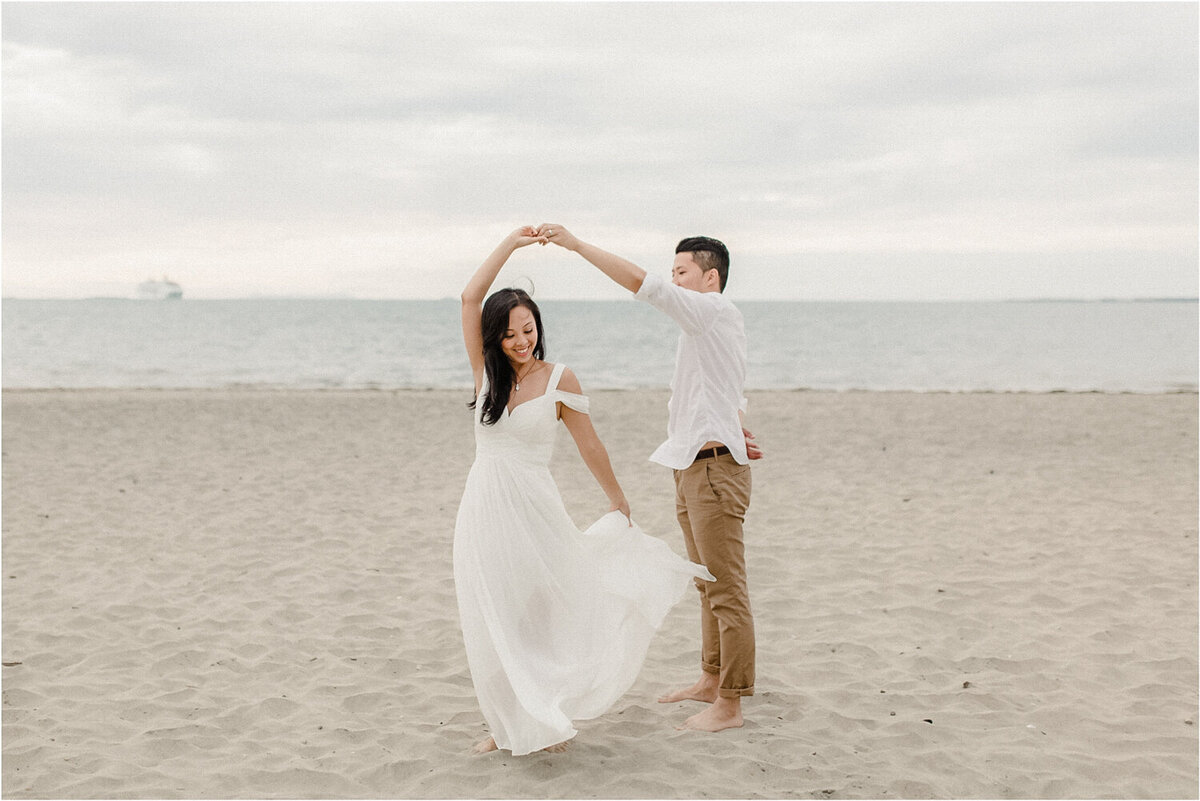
xmin=461 ymin=226 xmax=546 ymax=390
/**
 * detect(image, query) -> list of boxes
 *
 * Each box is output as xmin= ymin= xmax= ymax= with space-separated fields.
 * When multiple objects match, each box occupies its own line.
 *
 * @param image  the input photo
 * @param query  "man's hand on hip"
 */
xmin=743 ymin=427 xmax=764 ymax=460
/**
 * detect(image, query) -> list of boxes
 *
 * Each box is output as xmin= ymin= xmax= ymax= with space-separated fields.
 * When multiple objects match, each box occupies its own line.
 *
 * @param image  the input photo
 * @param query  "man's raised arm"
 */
xmin=537 ymin=224 xmax=646 ymax=294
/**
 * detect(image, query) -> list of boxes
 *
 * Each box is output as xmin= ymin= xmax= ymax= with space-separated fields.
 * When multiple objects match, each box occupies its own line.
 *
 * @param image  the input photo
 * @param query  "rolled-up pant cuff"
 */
xmin=702 ymin=663 xmax=753 ymax=697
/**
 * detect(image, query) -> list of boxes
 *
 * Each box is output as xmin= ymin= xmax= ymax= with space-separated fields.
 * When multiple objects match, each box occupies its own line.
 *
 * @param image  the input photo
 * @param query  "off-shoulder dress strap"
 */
xmin=550 ymin=363 xmax=590 ymax=415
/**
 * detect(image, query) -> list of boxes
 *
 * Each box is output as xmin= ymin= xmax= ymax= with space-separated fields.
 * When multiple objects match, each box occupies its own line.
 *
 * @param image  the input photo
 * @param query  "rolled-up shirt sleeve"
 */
xmin=634 ymin=272 xmax=717 ymax=336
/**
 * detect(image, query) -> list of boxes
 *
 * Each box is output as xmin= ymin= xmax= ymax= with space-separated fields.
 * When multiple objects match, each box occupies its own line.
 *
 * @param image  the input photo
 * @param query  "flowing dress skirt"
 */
xmin=454 ymin=441 xmax=711 ymax=753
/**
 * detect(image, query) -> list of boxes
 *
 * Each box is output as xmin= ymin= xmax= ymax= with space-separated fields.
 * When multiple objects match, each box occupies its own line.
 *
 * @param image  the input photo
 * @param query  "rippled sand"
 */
xmin=3 ymin=389 xmax=1196 ymax=798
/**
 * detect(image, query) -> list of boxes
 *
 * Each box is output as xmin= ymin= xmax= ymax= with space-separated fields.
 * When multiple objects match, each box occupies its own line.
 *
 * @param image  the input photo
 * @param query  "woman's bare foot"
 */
xmin=658 ymin=674 xmax=719 ymax=704
xmin=474 ymin=736 xmax=573 ymax=755
xmin=676 ymin=697 xmax=744 ymax=732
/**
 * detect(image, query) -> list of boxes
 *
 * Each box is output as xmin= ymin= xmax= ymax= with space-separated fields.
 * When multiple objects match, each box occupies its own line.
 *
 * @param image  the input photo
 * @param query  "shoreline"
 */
xmin=4 ymin=386 xmax=1198 ymax=395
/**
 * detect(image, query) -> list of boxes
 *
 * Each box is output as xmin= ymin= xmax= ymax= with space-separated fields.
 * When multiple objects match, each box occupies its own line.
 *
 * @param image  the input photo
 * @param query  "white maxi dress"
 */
xmin=453 ymin=363 xmax=714 ymax=755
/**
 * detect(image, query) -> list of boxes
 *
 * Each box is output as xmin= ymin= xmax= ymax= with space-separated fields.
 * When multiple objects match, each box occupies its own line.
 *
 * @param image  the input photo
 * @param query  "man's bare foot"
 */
xmin=676 ymin=697 xmax=744 ymax=732
xmin=541 ymin=740 xmax=571 ymax=753
xmin=658 ymin=675 xmax=719 ymax=704
xmin=471 ymin=736 xmax=497 ymax=754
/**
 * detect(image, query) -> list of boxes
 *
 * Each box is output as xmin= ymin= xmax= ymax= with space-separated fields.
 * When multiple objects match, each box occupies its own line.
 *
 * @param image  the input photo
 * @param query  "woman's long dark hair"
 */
xmin=469 ymin=288 xmax=546 ymax=426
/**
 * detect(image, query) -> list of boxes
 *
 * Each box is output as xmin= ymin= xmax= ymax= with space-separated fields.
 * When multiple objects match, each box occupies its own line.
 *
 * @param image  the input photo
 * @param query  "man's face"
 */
xmin=671 ymin=252 xmax=718 ymax=293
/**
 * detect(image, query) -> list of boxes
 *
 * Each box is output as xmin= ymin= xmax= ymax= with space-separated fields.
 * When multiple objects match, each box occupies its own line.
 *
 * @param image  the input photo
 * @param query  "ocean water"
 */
xmin=2 ymin=298 xmax=1196 ymax=392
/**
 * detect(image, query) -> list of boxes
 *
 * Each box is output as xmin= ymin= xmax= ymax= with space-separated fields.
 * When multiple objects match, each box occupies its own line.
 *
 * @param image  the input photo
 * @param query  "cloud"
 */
xmin=2 ymin=2 xmax=1196 ymax=299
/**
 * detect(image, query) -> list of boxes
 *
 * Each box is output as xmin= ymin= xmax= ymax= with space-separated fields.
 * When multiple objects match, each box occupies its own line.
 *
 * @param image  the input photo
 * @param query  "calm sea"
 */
xmin=2 ymin=299 xmax=1196 ymax=393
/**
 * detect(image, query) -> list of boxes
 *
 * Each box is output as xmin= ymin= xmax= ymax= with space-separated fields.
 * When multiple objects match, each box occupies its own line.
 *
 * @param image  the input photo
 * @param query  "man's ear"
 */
xmin=705 ymin=268 xmax=721 ymax=291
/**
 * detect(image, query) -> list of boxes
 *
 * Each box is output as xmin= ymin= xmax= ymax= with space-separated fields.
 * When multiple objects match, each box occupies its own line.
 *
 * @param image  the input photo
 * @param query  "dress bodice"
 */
xmin=473 ymin=363 xmax=589 ymax=466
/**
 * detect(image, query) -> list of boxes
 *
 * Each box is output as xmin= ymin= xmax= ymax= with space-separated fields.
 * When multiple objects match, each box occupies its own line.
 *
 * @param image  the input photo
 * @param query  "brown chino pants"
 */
xmin=674 ymin=452 xmax=755 ymax=698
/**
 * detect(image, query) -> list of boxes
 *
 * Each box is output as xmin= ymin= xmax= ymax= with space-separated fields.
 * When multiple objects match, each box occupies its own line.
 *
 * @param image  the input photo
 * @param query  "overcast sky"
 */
xmin=2 ymin=2 xmax=1197 ymax=300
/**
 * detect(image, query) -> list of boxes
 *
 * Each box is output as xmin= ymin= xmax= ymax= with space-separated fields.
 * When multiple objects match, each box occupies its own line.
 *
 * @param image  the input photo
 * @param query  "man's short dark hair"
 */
xmin=675 ymin=236 xmax=730 ymax=292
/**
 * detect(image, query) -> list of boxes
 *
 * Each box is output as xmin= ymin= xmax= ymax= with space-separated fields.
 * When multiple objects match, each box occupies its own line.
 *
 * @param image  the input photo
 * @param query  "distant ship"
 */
xmin=137 ymin=276 xmax=183 ymax=300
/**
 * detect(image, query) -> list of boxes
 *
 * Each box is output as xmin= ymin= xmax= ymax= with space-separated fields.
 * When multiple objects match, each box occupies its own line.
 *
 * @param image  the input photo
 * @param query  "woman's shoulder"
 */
xmin=553 ymin=364 xmax=583 ymax=394
xmin=551 ymin=364 xmax=589 ymax=416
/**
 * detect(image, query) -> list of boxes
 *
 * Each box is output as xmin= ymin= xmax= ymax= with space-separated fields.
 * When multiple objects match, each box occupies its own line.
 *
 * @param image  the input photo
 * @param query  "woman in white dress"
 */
xmin=455 ymin=226 xmax=715 ymax=755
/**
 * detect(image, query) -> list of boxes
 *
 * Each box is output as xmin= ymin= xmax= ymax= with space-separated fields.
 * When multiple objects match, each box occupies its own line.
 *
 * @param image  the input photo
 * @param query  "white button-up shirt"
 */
xmin=635 ymin=271 xmax=749 ymax=469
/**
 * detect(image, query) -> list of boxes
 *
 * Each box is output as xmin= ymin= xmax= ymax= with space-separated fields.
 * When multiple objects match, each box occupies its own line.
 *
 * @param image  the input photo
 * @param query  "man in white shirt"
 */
xmin=538 ymin=224 xmax=759 ymax=733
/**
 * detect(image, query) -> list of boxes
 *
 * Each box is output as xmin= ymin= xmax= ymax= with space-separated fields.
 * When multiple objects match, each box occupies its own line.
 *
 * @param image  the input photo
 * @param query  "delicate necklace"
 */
xmin=514 ymin=361 xmax=538 ymax=392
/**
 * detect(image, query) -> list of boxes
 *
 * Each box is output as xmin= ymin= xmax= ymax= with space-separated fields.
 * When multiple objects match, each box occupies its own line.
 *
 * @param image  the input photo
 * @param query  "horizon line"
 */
xmin=3 ymin=295 xmax=1197 ymax=304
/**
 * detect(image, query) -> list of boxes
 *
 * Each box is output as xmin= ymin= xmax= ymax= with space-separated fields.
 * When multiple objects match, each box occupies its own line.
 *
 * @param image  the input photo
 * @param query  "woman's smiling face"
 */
xmin=501 ymin=305 xmax=538 ymax=367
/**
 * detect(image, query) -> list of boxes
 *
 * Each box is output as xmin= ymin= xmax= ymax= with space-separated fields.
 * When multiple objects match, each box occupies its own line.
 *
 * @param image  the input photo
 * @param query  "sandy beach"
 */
xmin=2 ymin=388 xmax=1196 ymax=799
